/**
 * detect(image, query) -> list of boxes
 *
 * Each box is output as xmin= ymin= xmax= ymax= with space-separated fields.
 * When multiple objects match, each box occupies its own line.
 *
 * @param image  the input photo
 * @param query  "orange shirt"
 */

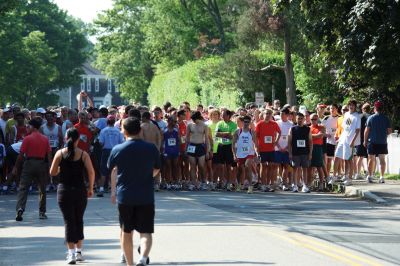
xmin=20 ymin=131 xmax=51 ymax=158
xmin=255 ymin=120 xmax=281 ymax=152
xmin=310 ymin=125 xmax=323 ymax=145
xmin=335 ymin=116 xmax=344 ymax=140
xmin=74 ymin=122 xmax=93 ymax=152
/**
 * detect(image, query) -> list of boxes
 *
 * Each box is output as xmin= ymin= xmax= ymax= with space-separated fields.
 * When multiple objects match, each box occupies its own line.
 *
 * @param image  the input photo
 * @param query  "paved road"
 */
xmin=0 ymin=190 xmax=399 ymax=266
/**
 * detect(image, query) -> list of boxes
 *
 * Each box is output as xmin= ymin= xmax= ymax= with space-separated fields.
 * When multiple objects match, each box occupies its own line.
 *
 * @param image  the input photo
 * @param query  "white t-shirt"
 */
xmin=276 ymin=120 xmax=293 ymax=151
xmin=323 ymin=115 xmax=339 ymax=145
xmin=339 ymin=112 xmax=361 ymax=145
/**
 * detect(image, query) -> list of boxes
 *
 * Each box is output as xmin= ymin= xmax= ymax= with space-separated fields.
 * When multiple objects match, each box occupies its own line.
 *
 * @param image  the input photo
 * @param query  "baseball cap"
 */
xmin=36 ymin=107 xmax=46 ymax=114
xmin=374 ymin=101 xmax=383 ymax=108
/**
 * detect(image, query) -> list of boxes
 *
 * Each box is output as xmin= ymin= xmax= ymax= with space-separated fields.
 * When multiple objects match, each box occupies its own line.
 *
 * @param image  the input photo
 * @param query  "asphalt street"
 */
xmin=0 ymin=190 xmax=399 ymax=266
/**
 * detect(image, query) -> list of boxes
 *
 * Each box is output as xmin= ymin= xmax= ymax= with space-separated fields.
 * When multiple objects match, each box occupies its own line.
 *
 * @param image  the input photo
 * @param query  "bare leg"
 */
xmin=378 ymin=154 xmax=386 ymax=177
xmin=122 ymin=231 xmax=133 ymax=265
xmin=139 ymin=233 xmax=152 ymax=258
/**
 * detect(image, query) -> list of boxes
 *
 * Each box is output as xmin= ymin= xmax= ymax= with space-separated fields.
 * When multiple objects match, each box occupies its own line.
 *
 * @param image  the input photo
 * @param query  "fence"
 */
xmin=387 ymin=133 xmax=400 ymax=174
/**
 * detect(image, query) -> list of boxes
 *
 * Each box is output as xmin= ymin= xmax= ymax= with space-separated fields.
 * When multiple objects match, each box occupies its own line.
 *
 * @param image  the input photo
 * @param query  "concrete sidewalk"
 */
xmin=345 ymin=178 xmax=400 ymax=205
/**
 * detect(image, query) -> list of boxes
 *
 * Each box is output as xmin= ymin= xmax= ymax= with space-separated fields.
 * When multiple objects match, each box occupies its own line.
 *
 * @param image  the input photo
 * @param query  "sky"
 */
xmin=52 ymin=0 xmax=113 ymax=23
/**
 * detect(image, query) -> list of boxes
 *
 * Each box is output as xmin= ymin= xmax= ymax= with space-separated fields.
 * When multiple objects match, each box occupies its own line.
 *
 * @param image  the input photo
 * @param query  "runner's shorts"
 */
xmin=214 ymin=144 xmax=235 ymax=166
xmin=100 ymin=149 xmax=112 ymax=176
xmin=259 ymin=151 xmax=275 ymax=163
xmin=335 ymin=143 xmax=353 ymax=160
xmin=118 ymin=203 xmax=155 ymax=233
xmin=291 ymin=154 xmax=310 ymax=168
xmin=237 ymin=155 xmax=255 ymax=166
xmin=367 ymin=143 xmax=388 ymax=156
xmin=355 ymin=144 xmax=368 ymax=158
xmin=311 ymin=145 xmax=324 ymax=167
xmin=274 ymin=151 xmax=290 ymax=164
xmin=186 ymin=143 xmax=206 ymax=158
xmin=326 ymin=143 xmax=336 ymax=157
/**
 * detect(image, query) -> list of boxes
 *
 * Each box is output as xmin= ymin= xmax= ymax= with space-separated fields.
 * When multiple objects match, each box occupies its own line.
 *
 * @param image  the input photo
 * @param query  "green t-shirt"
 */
xmin=208 ymin=122 xmax=220 ymax=153
xmin=215 ymin=120 xmax=237 ymax=145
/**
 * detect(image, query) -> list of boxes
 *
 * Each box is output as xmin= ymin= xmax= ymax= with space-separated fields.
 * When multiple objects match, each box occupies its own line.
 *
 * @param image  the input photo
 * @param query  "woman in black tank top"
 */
xmin=50 ymin=128 xmax=95 ymax=264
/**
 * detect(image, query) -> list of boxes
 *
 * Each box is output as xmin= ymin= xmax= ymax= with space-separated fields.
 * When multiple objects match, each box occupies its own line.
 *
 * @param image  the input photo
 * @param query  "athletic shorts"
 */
xmin=237 ymin=155 xmax=255 ymax=166
xmin=163 ymin=153 xmax=179 ymax=160
xmin=335 ymin=143 xmax=353 ymax=161
xmin=291 ymin=154 xmax=310 ymax=168
xmin=259 ymin=151 xmax=275 ymax=164
xmin=274 ymin=151 xmax=290 ymax=164
xmin=367 ymin=143 xmax=388 ymax=156
xmin=118 ymin=203 xmax=155 ymax=233
xmin=326 ymin=143 xmax=336 ymax=157
xmin=311 ymin=145 xmax=324 ymax=167
xmin=214 ymin=144 xmax=235 ymax=166
xmin=100 ymin=149 xmax=112 ymax=177
xmin=355 ymin=144 xmax=368 ymax=158
xmin=186 ymin=143 xmax=206 ymax=158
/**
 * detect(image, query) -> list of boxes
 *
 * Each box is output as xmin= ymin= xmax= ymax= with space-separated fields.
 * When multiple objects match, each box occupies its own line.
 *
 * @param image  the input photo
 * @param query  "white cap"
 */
xmin=36 ymin=107 xmax=46 ymax=114
xmin=299 ymin=105 xmax=307 ymax=116
xmin=99 ymin=105 xmax=106 ymax=109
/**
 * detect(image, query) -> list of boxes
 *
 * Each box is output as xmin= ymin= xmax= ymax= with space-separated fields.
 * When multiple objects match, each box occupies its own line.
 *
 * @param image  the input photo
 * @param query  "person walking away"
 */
xmin=109 ymin=117 xmax=161 ymax=266
xmin=50 ymin=128 xmax=95 ymax=264
xmin=364 ymin=101 xmax=392 ymax=183
xmin=14 ymin=117 xmax=52 ymax=221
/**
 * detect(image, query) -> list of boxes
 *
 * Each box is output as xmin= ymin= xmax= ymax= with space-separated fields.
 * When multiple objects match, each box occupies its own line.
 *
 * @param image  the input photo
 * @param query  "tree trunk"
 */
xmin=200 ymin=0 xmax=225 ymax=53
xmin=283 ymin=24 xmax=296 ymax=105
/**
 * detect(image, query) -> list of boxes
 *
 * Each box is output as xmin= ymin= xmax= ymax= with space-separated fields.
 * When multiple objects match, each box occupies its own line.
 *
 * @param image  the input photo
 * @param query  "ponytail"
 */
xmin=65 ymin=128 xmax=80 ymax=161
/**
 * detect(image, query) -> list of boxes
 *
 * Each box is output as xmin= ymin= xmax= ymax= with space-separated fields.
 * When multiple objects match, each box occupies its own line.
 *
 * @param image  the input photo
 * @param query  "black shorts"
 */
xmin=118 ymin=203 xmax=155 ymax=233
xmin=367 ymin=143 xmax=388 ymax=156
xmin=326 ymin=144 xmax=336 ymax=157
xmin=100 ymin=149 xmax=112 ymax=176
xmin=186 ymin=143 xmax=206 ymax=158
xmin=214 ymin=144 xmax=236 ymax=166
xmin=259 ymin=151 xmax=275 ymax=163
xmin=355 ymin=144 xmax=368 ymax=158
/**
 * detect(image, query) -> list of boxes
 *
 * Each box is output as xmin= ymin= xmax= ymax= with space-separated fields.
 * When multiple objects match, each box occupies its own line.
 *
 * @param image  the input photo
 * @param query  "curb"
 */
xmin=344 ymin=186 xmax=387 ymax=204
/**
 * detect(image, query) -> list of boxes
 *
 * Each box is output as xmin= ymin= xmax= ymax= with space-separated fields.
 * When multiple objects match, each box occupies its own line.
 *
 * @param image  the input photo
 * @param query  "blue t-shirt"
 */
xmin=366 ymin=113 xmax=391 ymax=144
xmin=95 ymin=118 xmax=107 ymax=131
xmin=99 ymin=126 xmax=124 ymax=150
xmin=107 ymin=139 xmax=161 ymax=205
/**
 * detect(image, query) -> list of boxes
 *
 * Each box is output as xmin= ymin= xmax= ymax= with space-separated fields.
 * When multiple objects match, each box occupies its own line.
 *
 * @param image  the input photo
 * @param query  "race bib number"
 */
xmin=49 ymin=140 xmax=56 ymax=147
xmin=187 ymin=145 xmax=196 ymax=153
xmin=297 ymin=140 xmax=306 ymax=148
xmin=80 ymin=134 xmax=88 ymax=143
xmin=222 ymin=138 xmax=230 ymax=143
xmin=281 ymin=136 xmax=287 ymax=141
xmin=242 ymin=146 xmax=249 ymax=153
xmin=168 ymin=138 xmax=176 ymax=146
xmin=181 ymin=136 xmax=186 ymax=144
xmin=264 ymin=136 xmax=272 ymax=144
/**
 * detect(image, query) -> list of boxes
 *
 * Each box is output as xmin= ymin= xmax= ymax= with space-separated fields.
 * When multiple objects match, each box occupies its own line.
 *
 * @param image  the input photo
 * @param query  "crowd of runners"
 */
xmin=0 ymin=96 xmax=392 ymax=198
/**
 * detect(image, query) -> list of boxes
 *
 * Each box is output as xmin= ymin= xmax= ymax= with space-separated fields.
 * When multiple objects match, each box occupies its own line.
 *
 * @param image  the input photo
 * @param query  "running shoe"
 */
xmin=66 ymin=253 xmax=76 ymax=264
xmin=39 ymin=212 xmax=48 ymax=219
xmin=247 ymin=185 xmax=253 ymax=194
xmin=96 ymin=191 xmax=104 ymax=197
xmin=75 ymin=252 xmax=84 ymax=262
xmin=328 ymin=176 xmax=337 ymax=185
xmin=265 ymin=186 xmax=275 ymax=192
xmin=366 ymin=175 xmax=372 ymax=183
xmin=301 ymin=185 xmax=310 ymax=193
xmin=282 ymin=185 xmax=290 ymax=191
xmin=137 ymin=247 xmax=150 ymax=264
xmin=120 ymin=253 xmax=126 ymax=263
xmin=343 ymin=179 xmax=352 ymax=186
xmin=379 ymin=177 xmax=385 ymax=183
xmin=15 ymin=209 xmax=23 ymax=222
xmin=292 ymin=185 xmax=298 ymax=193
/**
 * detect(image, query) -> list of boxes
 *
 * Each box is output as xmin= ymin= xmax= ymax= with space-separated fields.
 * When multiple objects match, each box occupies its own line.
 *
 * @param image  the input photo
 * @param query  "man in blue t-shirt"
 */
xmin=364 ymin=101 xmax=392 ymax=183
xmin=108 ymin=117 xmax=161 ymax=266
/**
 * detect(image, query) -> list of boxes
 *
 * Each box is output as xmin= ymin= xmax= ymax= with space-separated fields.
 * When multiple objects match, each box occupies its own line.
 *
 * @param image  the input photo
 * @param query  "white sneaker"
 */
xmin=75 ymin=252 xmax=84 ymax=262
xmin=188 ymin=184 xmax=195 ymax=191
xmin=343 ymin=179 xmax=352 ymax=186
xmin=302 ymin=185 xmax=310 ymax=193
xmin=328 ymin=176 xmax=337 ymax=185
xmin=379 ymin=177 xmax=385 ymax=183
xmin=260 ymin=185 xmax=266 ymax=192
xmin=340 ymin=175 xmax=347 ymax=182
xmin=366 ymin=175 xmax=372 ymax=183
xmin=292 ymin=185 xmax=298 ymax=193
xmin=66 ymin=253 xmax=76 ymax=264
xmin=282 ymin=185 xmax=290 ymax=191
xmin=247 ymin=185 xmax=253 ymax=194
xmin=120 ymin=252 xmax=126 ymax=263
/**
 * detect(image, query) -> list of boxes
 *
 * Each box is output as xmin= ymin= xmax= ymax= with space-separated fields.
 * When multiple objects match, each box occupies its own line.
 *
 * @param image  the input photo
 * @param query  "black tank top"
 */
xmin=291 ymin=125 xmax=310 ymax=155
xmin=59 ymin=151 xmax=86 ymax=189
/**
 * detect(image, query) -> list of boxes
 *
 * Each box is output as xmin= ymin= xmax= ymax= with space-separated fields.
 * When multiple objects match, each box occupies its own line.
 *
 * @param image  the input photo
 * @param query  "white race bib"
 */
xmin=187 ymin=145 xmax=196 ymax=153
xmin=222 ymin=138 xmax=230 ymax=143
xmin=242 ymin=146 xmax=249 ymax=153
xmin=181 ymin=136 xmax=186 ymax=144
xmin=80 ymin=134 xmax=88 ymax=143
xmin=264 ymin=136 xmax=272 ymax=144
xmin=168 ymin=138 xmax=176 ymax=146
xmin=297 ymin=140 xmax=306 ymax=148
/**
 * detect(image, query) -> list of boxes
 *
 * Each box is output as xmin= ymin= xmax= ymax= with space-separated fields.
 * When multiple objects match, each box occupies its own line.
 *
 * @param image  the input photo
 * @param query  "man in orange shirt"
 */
xmin=14 ymin=117 xmax=52 ymax=221
xmin=309 ymin=113 xmax=326 ymax=191
xmin=74 ymin=111 xmax=93 ymax=153
xmin=255 ymin=108 xmax=281 ymax=192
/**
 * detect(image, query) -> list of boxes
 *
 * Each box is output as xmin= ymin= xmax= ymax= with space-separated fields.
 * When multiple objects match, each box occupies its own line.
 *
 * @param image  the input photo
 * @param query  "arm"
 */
xmin=308 ymin=131 xmax=313 ymax=160
xmin=82 ymin=151 xmax=95 ymax=197
xmin=363 ymin=127 xmax=370 ymax=147
xmin=204 ymin=125 xmax=209 ymax=154
xmin=232 ymin=129 xmax=238 ymax=159
xmin=58 ymin=126 xmax=63 ymax=148
xmin=49 ymin=150 xmax=62 ymax=176
xmin=287 ymin=128 xmax=292 ymax=158
xmin=185 ymin=124 xmax=191 ymax=151
xmin=110 ymin=166 xmax=117 ymax=204
xmin=350 ymin=129 xmax=360 ymax=147
xmin=86 ymin=94 xmax=94 ymax=108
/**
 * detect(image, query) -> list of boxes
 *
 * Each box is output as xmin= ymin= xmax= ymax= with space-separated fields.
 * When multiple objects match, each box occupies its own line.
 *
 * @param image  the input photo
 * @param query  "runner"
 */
xmin=185 ymin=111 xmax=209 ymax=190
xmin=255 ymin=108 xmax=281 ymax=192
xmin=323 ymin=104 xmax=339 ymax=183
xmin=288 ymin=112 xmax=313 ymax=193
xmin=232 ymin=115 xmax=257 ymax=193
xmin=177 ymin=109 xmax=189 ymax=185
xmin=49 ymin=128 xmax=95 ymax=264
xmin=109 ymin=117 xmax=161 ymax=266
xmin=334 ymin=100 xmax=361 ymax=186
xmin=309 ymin=113 xmax=326 ymax=191
xmin=207 ymin=108 xmax=221 ymax=190
xmin=364 ymin=101 xmax=392 ymax=183
xmin=355 ymin=103 xmax=370 ymax=180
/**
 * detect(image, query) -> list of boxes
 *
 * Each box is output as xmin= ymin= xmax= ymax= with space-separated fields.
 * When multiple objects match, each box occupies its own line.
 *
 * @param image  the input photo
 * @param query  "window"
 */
xmin=80 ymin=78 xmax=85 ymax=91
xmin=87 ymin=77 xmax=91 ymax=92
xmin=95 ymin=78 xmax=99 ymax=92
xmin=107 ymin=79 xmax=112 ymax=93
xmin=114 ymin=80 xmax=119 ymax=93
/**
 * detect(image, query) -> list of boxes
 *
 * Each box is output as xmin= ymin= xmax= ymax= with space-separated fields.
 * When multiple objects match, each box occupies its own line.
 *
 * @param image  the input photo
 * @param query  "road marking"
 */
xmin=259 ymin=229 xmax=383 ymax=266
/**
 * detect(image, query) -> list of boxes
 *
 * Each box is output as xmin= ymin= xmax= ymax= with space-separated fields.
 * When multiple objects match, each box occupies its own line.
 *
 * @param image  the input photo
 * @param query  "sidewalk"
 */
xmin=344 ymin=178 xmax=400 ymax=205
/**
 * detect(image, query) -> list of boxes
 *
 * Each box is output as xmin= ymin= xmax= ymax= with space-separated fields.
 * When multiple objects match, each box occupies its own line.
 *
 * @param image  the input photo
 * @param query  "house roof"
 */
xmin=82 ymin=62 xmax=103 ymax=76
